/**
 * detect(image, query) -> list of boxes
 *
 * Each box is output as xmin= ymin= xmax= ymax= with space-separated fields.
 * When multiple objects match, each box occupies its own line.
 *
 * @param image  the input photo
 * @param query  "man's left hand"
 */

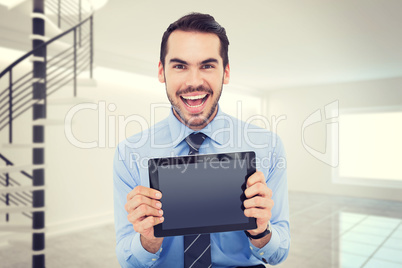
xmin=244 ymin=170 xmax=273 ymax=237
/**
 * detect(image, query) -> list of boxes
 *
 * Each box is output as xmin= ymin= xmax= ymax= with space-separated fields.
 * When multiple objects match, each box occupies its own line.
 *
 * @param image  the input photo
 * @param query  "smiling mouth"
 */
xmin=180 ymin=93 xmax=209 ymax=108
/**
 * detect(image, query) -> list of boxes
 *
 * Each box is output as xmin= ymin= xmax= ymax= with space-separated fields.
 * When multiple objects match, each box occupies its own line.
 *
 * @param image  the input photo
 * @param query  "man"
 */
xmin=114 ymin=13 xmax=290 ymax=267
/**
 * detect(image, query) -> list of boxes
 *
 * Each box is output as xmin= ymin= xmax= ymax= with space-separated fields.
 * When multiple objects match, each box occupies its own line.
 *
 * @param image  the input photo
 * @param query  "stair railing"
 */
xmin=45 ymin=0 xmax=93 ymax=48
xmin=0 ymin=1 xmax=94 ymax=267
xmin=0 ymin=14 xmax=94 ymax=143
xmin=0 ymin=153 xmax=34 ymax=221
xmin=45 ymin=0 xmax=93 ymax=29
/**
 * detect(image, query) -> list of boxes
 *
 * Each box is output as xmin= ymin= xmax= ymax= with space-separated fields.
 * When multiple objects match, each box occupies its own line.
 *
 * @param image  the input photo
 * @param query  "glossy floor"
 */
xmin=1 ymin=191 xmax=402 ymax=267
xmin=283 ymin=192 xmax=402 ymax=268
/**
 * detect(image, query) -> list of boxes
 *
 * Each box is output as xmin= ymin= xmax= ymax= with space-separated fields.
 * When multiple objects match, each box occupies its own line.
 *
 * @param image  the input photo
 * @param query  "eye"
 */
xmin=202 ymin=65 xmax=214 ymax=69
xmin=173 ymin=65 xmax=186 ymax=69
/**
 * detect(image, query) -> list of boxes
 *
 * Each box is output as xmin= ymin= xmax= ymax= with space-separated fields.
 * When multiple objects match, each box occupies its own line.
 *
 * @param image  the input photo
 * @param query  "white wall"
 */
xmin=266 ymin=76 xmax=402 ymax=201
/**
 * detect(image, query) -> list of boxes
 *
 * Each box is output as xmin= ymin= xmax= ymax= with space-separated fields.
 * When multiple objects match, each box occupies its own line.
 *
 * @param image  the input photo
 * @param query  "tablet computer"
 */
xmin=148 ymin=151 xmax=257 ymax=237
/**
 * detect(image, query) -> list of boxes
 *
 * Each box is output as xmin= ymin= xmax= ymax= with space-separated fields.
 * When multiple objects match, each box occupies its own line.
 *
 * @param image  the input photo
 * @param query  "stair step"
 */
xmin=33 ymin=249 xmax=46 ymax=255
xmin=46 ymin=48 xmax=89 ymax=69
xmin=0 ymin=185 xmax=45 ymax=194
xmin=29 ymin=36 xmax=85 ymax=57
xmin=0 ymin=165 xmax=45 ymax=174
xmin=6 ymin=237 xmax=30 ymax=247
xmin=68 ymin=78 xmax=97 ymax=87
xmin=2 ymin=239 xmax=47 ymax=254
xmin=29 ymin=55 xmax=45 ymax=63
xmin=32 ymin=77 xmax=45 ymax=84
xmin=26 ymin=37 xmax=74 ymax=61
xmin=30 ymin=13 xmax=62 ymax=37
xmin=32 ymin=119 xmax=70 ymax=126
xmin=0 ymin=224 xmax=45 ymax=233
xmin=47 ymin=96 xmax=93 ymax=105
xmin=0 ymin=232 xmax=31 ymax=248
xmin=0 ymin=241 xmax=47 ymax=254
xmin=2 ymin=143 xmax=44 ymax=149
xmin=0 ymin=206 xmax=44 ymax=213
xmin=2 ymin=0 xmax=26 ymax=9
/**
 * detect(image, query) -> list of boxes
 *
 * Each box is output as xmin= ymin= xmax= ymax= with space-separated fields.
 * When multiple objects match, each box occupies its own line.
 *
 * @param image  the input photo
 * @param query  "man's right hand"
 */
xmin=125 ymin=185 xmax=164 ymax=253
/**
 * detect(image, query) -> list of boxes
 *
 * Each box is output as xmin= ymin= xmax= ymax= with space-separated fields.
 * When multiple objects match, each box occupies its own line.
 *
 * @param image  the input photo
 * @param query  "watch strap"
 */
xmin=245 ymin=221 xmax=272 ymax=240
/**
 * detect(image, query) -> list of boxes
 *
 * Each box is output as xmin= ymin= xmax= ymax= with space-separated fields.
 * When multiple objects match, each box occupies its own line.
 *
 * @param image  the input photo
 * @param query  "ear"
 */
xmin=223 ymin=63 xmax=230 ymax=84
xmin=158 ymin=61 xmax=165 ymax=83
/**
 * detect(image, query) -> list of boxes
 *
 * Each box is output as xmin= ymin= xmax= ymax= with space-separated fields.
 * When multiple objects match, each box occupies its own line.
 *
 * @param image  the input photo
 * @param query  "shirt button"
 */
xmin=250 ymin=246 xmax=253 ymax=250
xmin=152 ymin=258 xmax=157 ymax=261
xmin=259 ymin=252 xmax=265 ymax=256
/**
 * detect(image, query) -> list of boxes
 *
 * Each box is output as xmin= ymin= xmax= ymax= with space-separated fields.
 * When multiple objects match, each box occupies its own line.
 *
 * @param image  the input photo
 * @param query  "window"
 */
xmin=333 ymin=107 xmax=402 ymax=188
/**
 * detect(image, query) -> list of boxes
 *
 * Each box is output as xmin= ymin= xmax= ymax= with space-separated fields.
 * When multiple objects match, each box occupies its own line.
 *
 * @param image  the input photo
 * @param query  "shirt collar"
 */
xmin=168 ymin=105 xmax=228 ymax=148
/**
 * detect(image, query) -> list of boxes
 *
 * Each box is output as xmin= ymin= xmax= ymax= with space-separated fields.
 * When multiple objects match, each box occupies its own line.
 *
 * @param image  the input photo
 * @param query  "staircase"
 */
xmin=0 ymin=0 xmax=94 ymax=267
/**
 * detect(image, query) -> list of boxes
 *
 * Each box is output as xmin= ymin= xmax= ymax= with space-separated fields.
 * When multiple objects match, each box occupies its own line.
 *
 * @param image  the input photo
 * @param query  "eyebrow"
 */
xmin=201 ymin=58 xmax=219 ymax=65
xmin=169 ymin=58 xmax=219 ymax=65
xmin=169 ymin=58 xmax=187 ymax=65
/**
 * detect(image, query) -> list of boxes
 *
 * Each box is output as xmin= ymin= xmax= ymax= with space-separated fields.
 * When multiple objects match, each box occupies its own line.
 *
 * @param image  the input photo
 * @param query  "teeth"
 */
xmin=184 ymin=98 xmax=207 ymax=108
xmin=181 ymin=94 xmax=207 ymax=100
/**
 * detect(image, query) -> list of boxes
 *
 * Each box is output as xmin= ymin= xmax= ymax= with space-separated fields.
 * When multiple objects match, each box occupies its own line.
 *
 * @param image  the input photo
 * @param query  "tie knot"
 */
xmin=185 ymin=132 xmax=207 ymax=155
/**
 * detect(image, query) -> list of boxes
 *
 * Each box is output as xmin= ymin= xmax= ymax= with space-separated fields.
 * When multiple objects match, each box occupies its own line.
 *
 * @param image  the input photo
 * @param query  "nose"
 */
xmin=185 ymin=69 xmax=204 ymax=88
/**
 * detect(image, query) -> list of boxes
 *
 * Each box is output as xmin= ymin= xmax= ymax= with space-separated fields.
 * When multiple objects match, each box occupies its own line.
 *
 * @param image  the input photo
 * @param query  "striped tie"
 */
xmin=184 ymin=133 xmax=211 ymax=268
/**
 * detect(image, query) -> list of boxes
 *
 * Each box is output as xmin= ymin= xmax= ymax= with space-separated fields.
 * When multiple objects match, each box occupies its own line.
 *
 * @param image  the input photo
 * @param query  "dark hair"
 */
xmin=160 ymin=12 xmax=229 ymax=68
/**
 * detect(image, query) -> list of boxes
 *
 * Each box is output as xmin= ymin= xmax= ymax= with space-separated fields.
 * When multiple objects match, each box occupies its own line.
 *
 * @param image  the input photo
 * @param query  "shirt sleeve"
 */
xmin=250 ymin=134 xmax=291 ymax=265
xmin=113 ymin=144 xmax=162 ymax=267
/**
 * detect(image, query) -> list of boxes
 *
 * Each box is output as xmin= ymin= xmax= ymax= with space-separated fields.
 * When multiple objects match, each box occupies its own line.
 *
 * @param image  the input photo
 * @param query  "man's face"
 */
xmin=158 ymin=30 xmax=230 ymax=130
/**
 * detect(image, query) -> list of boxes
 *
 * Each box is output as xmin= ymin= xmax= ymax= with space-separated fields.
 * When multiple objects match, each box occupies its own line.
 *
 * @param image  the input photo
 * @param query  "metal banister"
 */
xmin=1 ymin=1 xmax=94 ymax=267
xmin=0 ymin=154 xmax=33 ymax=179
xmin=0 ymin=15 xmax=93 ymax=79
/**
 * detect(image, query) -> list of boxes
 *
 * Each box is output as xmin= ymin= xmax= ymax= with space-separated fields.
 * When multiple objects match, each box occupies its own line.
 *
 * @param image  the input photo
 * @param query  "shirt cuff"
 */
xmin=249 ymin=226 xmax=280 ymax=264
xmin=131 ymin=233 xmax=162 ymax=266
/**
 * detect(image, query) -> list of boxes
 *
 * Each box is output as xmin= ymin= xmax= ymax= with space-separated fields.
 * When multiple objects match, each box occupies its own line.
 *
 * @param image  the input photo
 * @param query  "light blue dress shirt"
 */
xmin=113 ymin=107 xmax=290 ymax=268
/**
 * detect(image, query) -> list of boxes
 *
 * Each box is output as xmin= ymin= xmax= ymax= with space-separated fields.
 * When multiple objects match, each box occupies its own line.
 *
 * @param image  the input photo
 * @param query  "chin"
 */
xmin=184 ymin=114 xmax=209 ymax=128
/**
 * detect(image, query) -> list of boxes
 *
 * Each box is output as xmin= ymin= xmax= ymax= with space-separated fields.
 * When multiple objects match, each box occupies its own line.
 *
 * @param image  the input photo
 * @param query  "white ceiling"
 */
xmin=2 ymin=0 xmax=402 ymax=91
xmin=93 ymin=0 xmax=402 ymax=91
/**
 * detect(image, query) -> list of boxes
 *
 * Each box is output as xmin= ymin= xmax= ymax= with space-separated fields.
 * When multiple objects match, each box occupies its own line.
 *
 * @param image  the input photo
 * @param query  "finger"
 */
xmin=125 ymin=194 xmax=162 ymax=213
xmin=134 ymin=215 xmax=164 ymax=234
xmin=128 ymin=204 xmax=163 ymax=223
xmin=127 ymin=186 xmax=162 ymax=201
xmin=244 ymin=182 xmax=272 ymax=199
xmin=246 ymin=171 xmax=265 ymax=188
xmin=243 ymin=196 xmax=270 ymax=209
xmin=143 ymin=215 xmax=164 ymax=229
xmin=244 ymin=207 xmax=271 ymax=220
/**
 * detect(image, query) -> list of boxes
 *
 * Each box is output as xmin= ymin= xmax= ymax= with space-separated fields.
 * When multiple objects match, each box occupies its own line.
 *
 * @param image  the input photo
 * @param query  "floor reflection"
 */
xmin=282 ymin=192 xmax=402 ymax=268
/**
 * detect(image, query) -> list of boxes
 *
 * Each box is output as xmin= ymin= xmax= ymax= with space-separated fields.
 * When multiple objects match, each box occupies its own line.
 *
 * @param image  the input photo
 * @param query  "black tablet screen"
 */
xmin=157 ymin=159 xmax=248 ymax=230
xmin=149 ymin=151 xmax=256 ymax=237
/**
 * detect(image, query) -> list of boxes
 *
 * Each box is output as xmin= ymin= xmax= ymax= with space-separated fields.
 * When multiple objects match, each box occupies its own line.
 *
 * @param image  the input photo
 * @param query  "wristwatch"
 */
xmin=245 ymin=221 xmax=272 ymax=240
